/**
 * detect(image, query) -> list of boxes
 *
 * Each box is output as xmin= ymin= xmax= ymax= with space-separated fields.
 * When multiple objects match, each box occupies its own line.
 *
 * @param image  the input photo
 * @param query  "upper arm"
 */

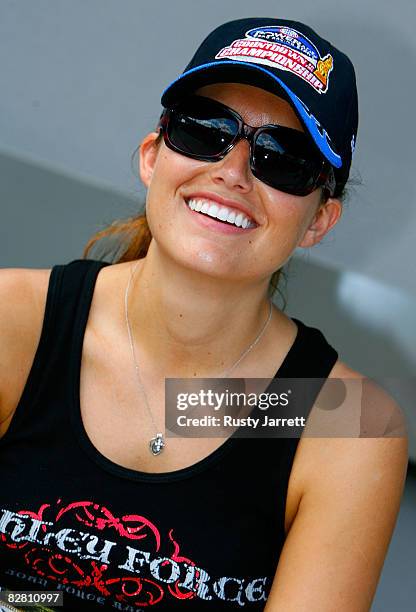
xmin=265 ymin=380 xmax=409 ymax=611
xmin=0 ymin=268 xmax=51 ymax=435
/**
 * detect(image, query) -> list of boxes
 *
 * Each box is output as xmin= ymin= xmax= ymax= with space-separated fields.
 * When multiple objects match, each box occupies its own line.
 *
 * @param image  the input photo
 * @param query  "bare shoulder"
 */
xmin=0 ymin=267 xmax=52 ymax=436
xmin=299 ymin=358 xmax=408 ymax=481
xmin=285 ymin=359 xmax=408 ymax=531
xmin=267 ymin=359 xmax=409 ymax=610
xmin=328 ymin=357 xmax=365 ymax=379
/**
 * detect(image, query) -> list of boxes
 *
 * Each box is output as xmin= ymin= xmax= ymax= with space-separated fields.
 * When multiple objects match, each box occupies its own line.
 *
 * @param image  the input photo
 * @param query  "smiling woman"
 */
xmin=136 ymin=82 xmax=342 ymax=294
xmin=0 ymin=16 xmax=408 ymax=612
xmin=83 ymin=83 xmax=340 ymax=300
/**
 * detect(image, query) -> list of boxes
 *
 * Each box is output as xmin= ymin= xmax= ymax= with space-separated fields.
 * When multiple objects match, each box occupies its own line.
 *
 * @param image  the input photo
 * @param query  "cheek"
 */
xmin=144 ymin=149 xmax=191 ymax=226
xmin=250 ymin=190 xmax=319 ymax=271
xmin=149 ymin=145 xmax=206 ymax=195
xmin=145 ymin=147 xmax=218 ymax=234
xmin=262 ymin=188 xmax=319 ymax=245
xmin=145 ymin=150 xmax=227 ymax=264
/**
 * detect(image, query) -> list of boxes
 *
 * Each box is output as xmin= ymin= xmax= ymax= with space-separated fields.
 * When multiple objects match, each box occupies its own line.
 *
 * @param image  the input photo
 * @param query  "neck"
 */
xmin=126 ymin=241 xmax=276 ymax=378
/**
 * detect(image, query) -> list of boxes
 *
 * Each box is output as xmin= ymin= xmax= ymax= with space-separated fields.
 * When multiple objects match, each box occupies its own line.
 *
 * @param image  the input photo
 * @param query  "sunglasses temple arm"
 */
xmin=157 ymin=109 xmax=169 ymax=131
xmin=322 ymin=166 xmax=336 ymax=198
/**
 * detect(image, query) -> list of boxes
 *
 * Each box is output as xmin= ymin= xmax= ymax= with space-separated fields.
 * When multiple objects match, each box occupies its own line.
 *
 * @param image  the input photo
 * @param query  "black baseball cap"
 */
xmin=161 ymin=18 xmax=358 ymax=195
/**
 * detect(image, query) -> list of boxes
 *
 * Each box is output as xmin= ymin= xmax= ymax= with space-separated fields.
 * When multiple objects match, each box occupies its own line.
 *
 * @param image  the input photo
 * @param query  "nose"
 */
xmin=208 ymin=138 xmax=253 ymax=193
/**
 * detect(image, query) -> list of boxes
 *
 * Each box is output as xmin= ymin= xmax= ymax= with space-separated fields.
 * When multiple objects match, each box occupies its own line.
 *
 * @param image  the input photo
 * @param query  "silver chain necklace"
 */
xmin=124 ymin=260 xmax=273 ymax=456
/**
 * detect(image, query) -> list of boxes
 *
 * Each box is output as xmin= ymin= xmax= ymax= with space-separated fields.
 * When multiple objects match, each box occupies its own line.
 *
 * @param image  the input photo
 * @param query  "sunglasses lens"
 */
xmin=252 ymin=128 xmax=321 ymax=196
xmin=167 ymin=98 xmax=239 ymax=159
xmin=162 ymin=96 xmax=327 ymax=196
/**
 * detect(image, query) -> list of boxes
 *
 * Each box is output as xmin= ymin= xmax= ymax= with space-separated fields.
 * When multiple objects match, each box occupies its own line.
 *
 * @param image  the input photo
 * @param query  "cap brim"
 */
xmin=161 ymin=61 xmax=342 ymax=169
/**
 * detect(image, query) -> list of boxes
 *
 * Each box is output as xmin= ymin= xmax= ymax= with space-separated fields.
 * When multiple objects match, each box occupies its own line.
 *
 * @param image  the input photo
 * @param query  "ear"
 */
xmin=139 ymin=131 xmax=161 ymax=188
xmin=298 ymin=198 xmax=343 ymax=248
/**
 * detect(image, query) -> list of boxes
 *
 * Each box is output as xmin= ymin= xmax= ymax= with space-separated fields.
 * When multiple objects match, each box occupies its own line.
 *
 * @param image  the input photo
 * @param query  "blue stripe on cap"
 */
xmin=162 ymin=60 xmax=342 ymax=169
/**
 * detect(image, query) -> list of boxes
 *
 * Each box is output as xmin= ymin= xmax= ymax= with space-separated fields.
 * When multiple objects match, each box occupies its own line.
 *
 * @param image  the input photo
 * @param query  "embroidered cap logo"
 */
xmin=215 ymin=25 xmax=334 ymax=94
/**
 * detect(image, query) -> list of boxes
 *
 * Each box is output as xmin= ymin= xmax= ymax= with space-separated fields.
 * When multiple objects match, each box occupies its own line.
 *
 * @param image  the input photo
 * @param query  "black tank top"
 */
xmin=0 ymin=259 xmax=338 ymax=611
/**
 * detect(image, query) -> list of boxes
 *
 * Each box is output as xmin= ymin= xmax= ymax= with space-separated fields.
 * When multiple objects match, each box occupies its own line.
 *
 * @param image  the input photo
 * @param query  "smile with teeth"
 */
xmin=186 ymin=199 xmax=257 ymax=229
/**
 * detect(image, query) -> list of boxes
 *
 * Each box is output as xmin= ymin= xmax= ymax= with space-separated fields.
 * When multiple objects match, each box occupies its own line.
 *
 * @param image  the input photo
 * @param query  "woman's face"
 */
xmin=139 ymin=82 xmax=341 ymax=287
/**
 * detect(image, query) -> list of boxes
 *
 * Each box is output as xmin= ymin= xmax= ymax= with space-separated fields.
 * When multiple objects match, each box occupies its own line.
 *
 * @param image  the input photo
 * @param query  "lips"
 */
xmin=183 ymin=199 xmax=257 ymax=234
xmin=184 ymin=191 xmax=259 ymax=225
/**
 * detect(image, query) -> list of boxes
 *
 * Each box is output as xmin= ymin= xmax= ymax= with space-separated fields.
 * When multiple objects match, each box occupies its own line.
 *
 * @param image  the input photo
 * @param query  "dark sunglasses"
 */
xmin=158 ymin=95 xmax=336 ymax=197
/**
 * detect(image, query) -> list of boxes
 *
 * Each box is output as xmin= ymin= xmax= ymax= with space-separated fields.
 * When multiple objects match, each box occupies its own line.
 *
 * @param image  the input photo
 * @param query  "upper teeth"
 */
xmin=187 ymin=199 xmax=257 ymax=229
